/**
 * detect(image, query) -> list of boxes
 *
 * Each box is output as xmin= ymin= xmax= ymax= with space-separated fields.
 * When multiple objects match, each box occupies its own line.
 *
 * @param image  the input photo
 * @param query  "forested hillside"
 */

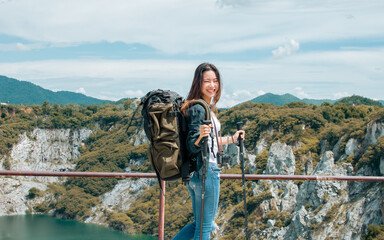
xmin=249 ymin=93 xmax=337 ymax=106
xmin=335 ymin=95 xmax=384 ymax=107
xmin=1 ymin=100 xmax=384 ymax=239
xmin=0 ymin=75 xmax=109 ymax=105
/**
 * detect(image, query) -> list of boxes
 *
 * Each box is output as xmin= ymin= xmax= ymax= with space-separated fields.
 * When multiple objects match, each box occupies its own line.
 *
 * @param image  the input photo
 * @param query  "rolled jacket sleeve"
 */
xmin=185 ymin=104 xmax=207 ymax=154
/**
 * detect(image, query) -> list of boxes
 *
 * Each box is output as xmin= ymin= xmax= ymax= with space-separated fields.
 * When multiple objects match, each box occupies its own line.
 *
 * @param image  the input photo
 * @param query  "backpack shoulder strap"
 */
xmin=188 ymin=99 xmax=211 ymax=121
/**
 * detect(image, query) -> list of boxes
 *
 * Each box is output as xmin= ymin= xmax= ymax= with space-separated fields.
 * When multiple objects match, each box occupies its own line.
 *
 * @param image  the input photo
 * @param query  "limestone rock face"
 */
xmin=265 ymin=142 xmax=295 ymax=175
xmin=260 ymin=147 xmax=384 ymax=240
xmin=364 ymin=121 xmax=384 ymax=146
xmin=3 ymin=128 xmax=92 ymax=181
xmin=380 ymin=156 xmax=384 ymax=175
xmin=0 ymin=128 xmax=92 ymax=216
xmin=100 ymin=178 xmax=155 ymax=211
xmin=264 ymin=143 xmax=298 ymax=214
xmin=245 ymin=142 xmax=299 ymax=239
xmin=0 ymin=177 xmax=47 ymax=216
xmin=332 ymin=137 xmax=344 ymax=161
xmin=239 ymin=131 xmax=384 ymax=240
xmin=255 ymin=137 xmax=268 ymax=155
xmin=132 ymin=129 xmax=148 ymax=146
xmin=224 ymin=142 xmax=239 ymax=167
xmin=99 ymin=158 xmax=155 ymax=211
xmin=84 ymin=176 xmax=156 ymax=225
xmin=280 ymin=151 xmax=352 ymax=239
xmin=345 ymin=138 xmax=359 ymax=156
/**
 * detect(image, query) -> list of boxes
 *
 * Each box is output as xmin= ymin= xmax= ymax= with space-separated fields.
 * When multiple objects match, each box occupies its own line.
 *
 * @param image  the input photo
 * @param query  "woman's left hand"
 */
xmin=233 ymin=130 xmax=245 ymax=143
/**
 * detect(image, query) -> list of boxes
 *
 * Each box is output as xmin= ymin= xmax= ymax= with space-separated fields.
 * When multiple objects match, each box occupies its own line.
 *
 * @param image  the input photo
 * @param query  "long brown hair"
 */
xmin=181 ymin=63 xmax=222 ymax=114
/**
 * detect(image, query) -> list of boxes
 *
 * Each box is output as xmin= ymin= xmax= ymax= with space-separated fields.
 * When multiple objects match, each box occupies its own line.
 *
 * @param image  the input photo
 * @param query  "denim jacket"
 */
xmin=185 ymin=103 xmax=209 ymax=172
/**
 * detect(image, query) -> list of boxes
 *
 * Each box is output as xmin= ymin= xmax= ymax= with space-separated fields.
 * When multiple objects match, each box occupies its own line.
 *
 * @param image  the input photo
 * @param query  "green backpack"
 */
xmin=130 ymin=89 xmax=210 ymax=184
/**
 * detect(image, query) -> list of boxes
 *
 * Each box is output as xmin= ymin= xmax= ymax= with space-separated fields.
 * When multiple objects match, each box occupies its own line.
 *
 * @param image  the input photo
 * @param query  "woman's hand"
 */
xmin=194 ymin=124 xmax=212 ymax=147
xmin=233 ymin=130 xmax=245 ymax=143
xmin=199 ymin=124 xmax=212 ymax=138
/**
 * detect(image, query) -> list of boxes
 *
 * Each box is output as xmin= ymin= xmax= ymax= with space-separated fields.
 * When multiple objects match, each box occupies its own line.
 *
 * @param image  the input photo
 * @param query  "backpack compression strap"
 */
xmin=189 ymin=99 xmax=211 ymax=121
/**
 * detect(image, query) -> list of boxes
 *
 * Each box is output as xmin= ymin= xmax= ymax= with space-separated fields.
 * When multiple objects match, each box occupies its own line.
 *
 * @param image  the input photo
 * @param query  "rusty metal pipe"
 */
xmin=158 ymin=180 xmax=165 ymax=240
xmin=1 ymin=170 xmax=384 ymax=182
xmin=222 ymin=174 xmax=384 ymax=182
xmin=0 ymin=170 xmax=157 ymax=178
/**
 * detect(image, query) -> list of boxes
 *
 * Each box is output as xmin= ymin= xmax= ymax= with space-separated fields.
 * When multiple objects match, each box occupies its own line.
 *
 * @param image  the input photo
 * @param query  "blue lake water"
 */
xmin=0 ymin=215 xmax=155 ymax=240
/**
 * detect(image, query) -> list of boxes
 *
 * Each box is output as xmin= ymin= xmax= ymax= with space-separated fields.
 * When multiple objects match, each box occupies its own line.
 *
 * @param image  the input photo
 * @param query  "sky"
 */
xmin=0 ymin=0 xmax=383 ymax=107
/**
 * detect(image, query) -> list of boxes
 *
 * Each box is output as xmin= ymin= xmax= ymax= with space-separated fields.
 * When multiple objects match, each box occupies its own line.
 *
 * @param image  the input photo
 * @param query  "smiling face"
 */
xmin=182 ymin=63 xmax=222 ymax=113
xmin=200 ymin=70 xmax=219 ymax=104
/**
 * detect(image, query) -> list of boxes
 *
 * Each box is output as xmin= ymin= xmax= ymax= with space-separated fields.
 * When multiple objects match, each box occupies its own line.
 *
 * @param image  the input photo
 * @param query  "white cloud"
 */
xmin=15 ymin=43 xmax=29 ymax=51
xmin=0 ymin=59 xmax=195 ymax=81
xmin=232 ymin=89 xmax=253 ymax=98
xmin=293 ymin=87 xmax=310 ymax=99
xmin=333 ymin=92 xmax=350 ymax=99
xmin=272 ymin=39 xmax=300 ymax=59
xmin=0 ymin=0 xmax=383 ymax=55
xmin=124 ymin=90 xmax=144 ymax=98
xmin=216 ymin=0 xmax=250 ymax=8
xmin=218 ymin=89 xmax=261 ymax=108
xmin=218 ymin=98 xmax=238 ymax=108
xmin=75 ymin=87 xmax=86 ymax=95
xmin=0 ymin=42 xmax=46 ymax=51
xmin=257 ymin=90 xmax=266 ymax=96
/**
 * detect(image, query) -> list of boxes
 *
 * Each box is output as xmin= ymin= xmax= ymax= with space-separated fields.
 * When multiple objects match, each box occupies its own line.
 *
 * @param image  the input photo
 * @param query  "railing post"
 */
xmin=158 ymin=180 xmax=165 ymax=240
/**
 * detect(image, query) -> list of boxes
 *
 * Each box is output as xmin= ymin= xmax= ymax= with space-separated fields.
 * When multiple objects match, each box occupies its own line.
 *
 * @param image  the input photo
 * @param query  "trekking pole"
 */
xmin=200 ymin=119 xmax=211 ymax=240
xmin=237 ymin=122 xmax=249 ymax=240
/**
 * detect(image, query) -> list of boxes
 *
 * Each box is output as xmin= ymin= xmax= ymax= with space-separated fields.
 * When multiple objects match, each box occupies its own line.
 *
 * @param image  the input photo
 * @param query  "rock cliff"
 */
xmin=0 ymin=128 xmax=92 ymax=215
xmin=84 ymin=159 xmax=156 ymax=225
xmin=0 ymin=127 xmax=155 ymax=226
xmin=2 ymin=120 xmax=384 ymax=239
xmin=212 ymin=121 xmax=384 ymax=240
xmin=2 ymin=128 xmax=92 ymax=173
xmin=247 ymin=121 xmax=384 ymax=239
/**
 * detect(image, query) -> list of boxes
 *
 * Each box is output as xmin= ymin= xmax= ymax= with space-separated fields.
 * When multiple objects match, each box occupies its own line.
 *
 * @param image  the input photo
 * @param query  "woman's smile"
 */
xmin=201 ymin=70 xmax=219 ymax=103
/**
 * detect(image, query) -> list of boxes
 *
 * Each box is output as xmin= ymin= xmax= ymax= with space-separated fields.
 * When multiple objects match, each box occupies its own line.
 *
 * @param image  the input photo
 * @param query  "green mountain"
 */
xmin=250 ymin=93 xmax=301 ymax=106
xmin=0 ymin=75 xmax=110 ymax=105
xmin=249 ymin=93 xmax=381 ymax=106
xmin=336 ymin=95 xmax=383 ymax=107
xmin=301 ymin=98 xmax=336 ymax=105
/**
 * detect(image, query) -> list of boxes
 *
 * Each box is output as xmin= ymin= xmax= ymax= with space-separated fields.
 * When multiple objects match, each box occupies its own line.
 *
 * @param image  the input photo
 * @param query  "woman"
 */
xmin=173 ymin=63 xmax=245 ymax=240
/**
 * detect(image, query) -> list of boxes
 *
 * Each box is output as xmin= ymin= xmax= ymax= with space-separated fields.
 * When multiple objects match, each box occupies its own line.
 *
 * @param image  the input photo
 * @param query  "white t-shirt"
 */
xmin=208 ymin=113 xmax=221 ymax=163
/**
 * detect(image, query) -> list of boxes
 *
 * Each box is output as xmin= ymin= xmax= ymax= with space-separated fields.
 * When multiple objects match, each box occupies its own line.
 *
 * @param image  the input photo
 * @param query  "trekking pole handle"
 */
xmin=236 ymin=122 xmax=245 ymax=164
xmin=203 ymin=120 xmax=212 ymax=137
xmin=201 ymin=120 xmax=211 ymax=159
xmin=236 ymin=122 xmax=244 ymax=145
xmin=203 ymin=120 xmax=212 ymax=126
xmin=236 ymin=122 xmax=243 ymax=131
xmin=236 ymin=122 xmax=244 ymax=155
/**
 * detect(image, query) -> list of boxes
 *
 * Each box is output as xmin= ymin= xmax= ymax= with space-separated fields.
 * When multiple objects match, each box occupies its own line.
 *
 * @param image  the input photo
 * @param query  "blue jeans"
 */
xmin=172 ymin=163 xmax=220 ymax=240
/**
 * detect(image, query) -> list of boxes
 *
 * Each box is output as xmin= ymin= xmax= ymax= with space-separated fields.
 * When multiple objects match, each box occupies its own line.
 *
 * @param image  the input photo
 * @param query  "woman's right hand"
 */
xmin=194 ymin=123 xmax=212 ymax=147
xmin=199 ymin=124 xmax=212 ymax=138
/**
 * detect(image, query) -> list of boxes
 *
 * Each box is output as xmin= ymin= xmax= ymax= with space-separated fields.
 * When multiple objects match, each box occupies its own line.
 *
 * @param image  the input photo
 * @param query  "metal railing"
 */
xmin=2 ymin=170 xmax=384 ymax=240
